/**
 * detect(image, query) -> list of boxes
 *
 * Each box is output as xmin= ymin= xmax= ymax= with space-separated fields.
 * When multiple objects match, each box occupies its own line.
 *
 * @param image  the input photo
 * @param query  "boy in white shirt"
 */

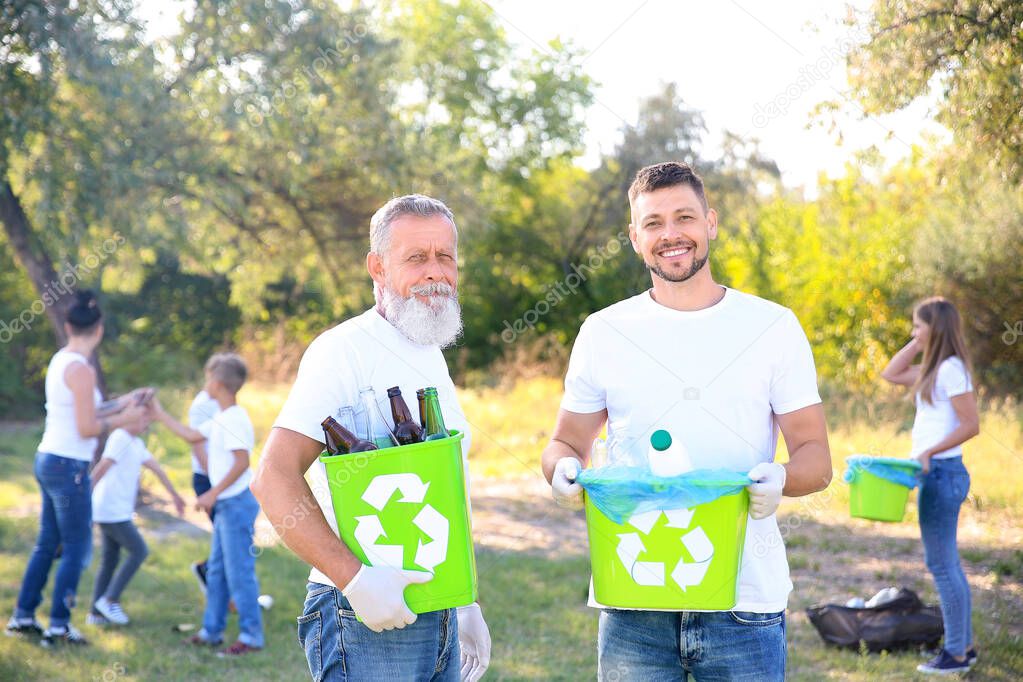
xmin=89 ymin=419 xmax=186 ymax=626
xmin=150 ymin=353 xmax=264 ymax=656
xmin=186 ymin=389 xmax=220 ymax=594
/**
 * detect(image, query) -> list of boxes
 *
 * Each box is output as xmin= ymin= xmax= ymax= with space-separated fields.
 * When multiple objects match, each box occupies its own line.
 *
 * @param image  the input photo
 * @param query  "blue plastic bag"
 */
xmin=843 ymin=455 xmax=922 ymax=489
xmin=577 ymin=465 xmax=753 ymax=524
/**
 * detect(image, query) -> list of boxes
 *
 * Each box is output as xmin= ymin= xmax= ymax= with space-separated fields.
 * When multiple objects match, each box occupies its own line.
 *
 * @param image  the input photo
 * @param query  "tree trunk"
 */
xmin=0 ymin=176 xmax=69 ymax=347
xmin=1 ymin=174 xmax=113 ymax=463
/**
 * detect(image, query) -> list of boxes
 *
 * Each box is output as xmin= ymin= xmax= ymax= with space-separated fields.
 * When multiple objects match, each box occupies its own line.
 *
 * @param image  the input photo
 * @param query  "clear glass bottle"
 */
xmin=358 ymin=386 xmax=400 ymax=449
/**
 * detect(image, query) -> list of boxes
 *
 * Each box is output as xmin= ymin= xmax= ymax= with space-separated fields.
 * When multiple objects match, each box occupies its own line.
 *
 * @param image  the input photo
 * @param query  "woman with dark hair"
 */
xmin=882 ymin=296 xmax=981 ymax=675
xmin=6 ymin=291 xmax=149 ymax=647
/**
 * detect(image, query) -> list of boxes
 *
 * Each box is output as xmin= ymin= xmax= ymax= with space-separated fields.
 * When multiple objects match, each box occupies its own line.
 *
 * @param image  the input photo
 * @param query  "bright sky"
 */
xmin=486 ymin=0 xmax=948 ymax=196
xmin=139 ymin=0 xmax=948 ymax=198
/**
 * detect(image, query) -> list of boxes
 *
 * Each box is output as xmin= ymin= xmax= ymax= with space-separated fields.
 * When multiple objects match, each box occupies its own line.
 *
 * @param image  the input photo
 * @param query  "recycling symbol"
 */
xmin=615 ymin=507 xmax=713 ymax=590
xmin=353 ymin=473 xmax=450 ymax=571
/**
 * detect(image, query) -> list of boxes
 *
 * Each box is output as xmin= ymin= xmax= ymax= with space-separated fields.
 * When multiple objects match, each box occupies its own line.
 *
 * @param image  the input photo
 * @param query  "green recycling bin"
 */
xmin=320 ymin=431 xmax=477 ymax=613
xmin=584 ymin=489 xmax=749 ymax=610
xmin=846 ymin=456 xmax=921 ymax=523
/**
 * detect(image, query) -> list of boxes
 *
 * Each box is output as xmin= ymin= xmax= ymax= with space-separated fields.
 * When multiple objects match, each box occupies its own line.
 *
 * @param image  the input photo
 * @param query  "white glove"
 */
xmin=456 ymin=602 xmax=491 ymax=681
xmin=341 ymin=564 xmax=433 ymax=633
xmin=551 ymin=457 xmax=584 ymax=510
xmin=746 ymin=462 xmax=786 ymax=520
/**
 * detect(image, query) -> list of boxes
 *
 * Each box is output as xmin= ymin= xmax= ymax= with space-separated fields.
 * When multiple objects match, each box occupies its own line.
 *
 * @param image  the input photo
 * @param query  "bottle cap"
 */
xmin=650 ymin=429 xmax=672 ymax=451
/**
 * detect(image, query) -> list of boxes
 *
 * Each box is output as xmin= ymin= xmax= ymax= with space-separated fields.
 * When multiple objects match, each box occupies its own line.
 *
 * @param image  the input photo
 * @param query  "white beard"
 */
xmin=379 ymin=281 xmax=463 ymax=348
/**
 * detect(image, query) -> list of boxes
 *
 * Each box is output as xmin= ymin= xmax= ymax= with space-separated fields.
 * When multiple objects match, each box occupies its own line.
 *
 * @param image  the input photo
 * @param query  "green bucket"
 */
xmin=584 ymin=489 xmax=749 ymax=610
xmin=320 ymin=431 xmax=477 ymax=613
xmin=849 ymin=469 xmax=912 ymax=522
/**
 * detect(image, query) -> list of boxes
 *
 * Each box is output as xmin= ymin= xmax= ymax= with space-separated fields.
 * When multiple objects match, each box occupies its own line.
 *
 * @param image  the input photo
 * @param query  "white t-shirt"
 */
xmin=562 ymin=287 xmax=822 ymax=613
xmin=92 ymin=428 xmax=153 ymax=523
xmin=38 ymin=349 xmax=103 ymax=462
xmin=188 ymin=390 xmax=220 ymax=474
xmin=274 ymin=307 xmax=471 ymax=588
xmin=911 ymin=356 xmax=973 ymax=460
xmin=198 ymin=405 xmax=255 ymax=501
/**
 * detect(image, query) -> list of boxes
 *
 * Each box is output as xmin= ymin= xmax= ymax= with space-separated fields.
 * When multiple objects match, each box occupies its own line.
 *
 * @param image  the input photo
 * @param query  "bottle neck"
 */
xmin=322 ymin=417 xmax=354 ymax=454
xmin=423 ymin=393 xmax=448 ymax=437
xmin=389 ymin=394 xmax=414 ymax=424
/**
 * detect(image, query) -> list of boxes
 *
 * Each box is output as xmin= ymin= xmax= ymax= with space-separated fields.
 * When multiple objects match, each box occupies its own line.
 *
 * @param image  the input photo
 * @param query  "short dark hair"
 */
xmin=66 ymin=290 xmax=102 ymax=335
xmin=628 ymin=161 xmax=708 ymax=212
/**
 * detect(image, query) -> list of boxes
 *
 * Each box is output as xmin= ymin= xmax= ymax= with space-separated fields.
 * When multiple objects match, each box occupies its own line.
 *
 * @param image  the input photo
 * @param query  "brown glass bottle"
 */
xmin=321 ymin=416 xmax=378 ymax=454
xmin=416 ymin=388 xmax=427 ymax=430
xmin=387 ymin=386 xmax=424 ymax=446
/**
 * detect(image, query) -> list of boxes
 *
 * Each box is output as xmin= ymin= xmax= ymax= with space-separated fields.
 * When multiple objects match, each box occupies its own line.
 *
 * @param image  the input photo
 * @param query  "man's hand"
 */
xmin=551 ymin=457 xmax=584 ymax=510
xmin=195 ymin=489 xmax=218 ymax=514
xmin=341 ymin=565 xmax=433 ymax=633
xmin=916 ymin=450 xmax=933 ymax=474
xmin=457 ymin=602 xmax=491 ymax=681
xmin=747 ymin=462 xmax=786 ymax=520
xmin=172 ymin=493 xmax=186 ymax=517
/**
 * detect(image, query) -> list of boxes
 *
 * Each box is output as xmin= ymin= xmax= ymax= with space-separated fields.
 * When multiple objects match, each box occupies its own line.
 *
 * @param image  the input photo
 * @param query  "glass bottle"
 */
xmin=358 ymin=386 xmax=400 ymax=449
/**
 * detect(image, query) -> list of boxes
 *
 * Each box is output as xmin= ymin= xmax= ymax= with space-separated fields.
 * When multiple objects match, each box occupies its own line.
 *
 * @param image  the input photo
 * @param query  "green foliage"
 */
xmin=99 ymin=253 xmax=241 ymax=393
xmin=909 ymin=156 xmax=1023 ymax=392
xmin=0 ymin=234 xmax=51 ymax=416
xmin=848 ymin=0 xmax=1023 ymax=178
xmin=1 ymin=0 xmax=1021 ymax=411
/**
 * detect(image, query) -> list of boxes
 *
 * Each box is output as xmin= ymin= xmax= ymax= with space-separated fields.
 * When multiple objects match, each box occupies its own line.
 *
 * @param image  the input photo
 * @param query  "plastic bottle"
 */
xmin=647 ymin=429 xmax=694 ymax=477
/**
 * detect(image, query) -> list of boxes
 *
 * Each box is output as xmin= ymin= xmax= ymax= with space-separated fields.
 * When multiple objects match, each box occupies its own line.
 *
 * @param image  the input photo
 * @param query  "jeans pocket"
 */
xmin=297 ymin=611 xmax=323 ymax=681
xmin=728 ymin=610 xmax=785 ymax=627
xmin=954 ymin=471 xmax=971 ymax=502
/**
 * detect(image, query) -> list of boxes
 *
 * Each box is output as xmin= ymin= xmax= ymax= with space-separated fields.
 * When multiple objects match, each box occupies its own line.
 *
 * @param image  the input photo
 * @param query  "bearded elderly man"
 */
xmin=252 ymin=195 xmax=490 ymax=682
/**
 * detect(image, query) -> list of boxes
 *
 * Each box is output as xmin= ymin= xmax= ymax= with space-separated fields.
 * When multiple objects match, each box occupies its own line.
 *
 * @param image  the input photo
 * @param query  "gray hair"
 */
xmin=369 ymin=194 xmax=458 ymax=257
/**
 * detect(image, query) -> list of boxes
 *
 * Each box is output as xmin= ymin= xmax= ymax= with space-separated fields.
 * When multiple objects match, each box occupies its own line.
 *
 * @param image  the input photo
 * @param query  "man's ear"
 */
xmin=628 ymin=223 xmax=640 ymax=253
xmin=706 ymin=208 xmax=719 ymax=241
xmin=366 ymin=251 xmax=386 ymax=288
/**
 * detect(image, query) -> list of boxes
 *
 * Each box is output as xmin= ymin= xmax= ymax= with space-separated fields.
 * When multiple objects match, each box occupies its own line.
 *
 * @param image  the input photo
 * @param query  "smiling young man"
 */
xmin=252 ymin=195 xmax=490 ymax=681
xmin=541 ymin=162 xmax=832 ymax=680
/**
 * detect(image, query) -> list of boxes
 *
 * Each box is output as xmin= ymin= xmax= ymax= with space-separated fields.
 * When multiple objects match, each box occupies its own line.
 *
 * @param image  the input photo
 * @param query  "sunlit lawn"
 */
xmin=0 ymin=378 xmax=1020 ymax=680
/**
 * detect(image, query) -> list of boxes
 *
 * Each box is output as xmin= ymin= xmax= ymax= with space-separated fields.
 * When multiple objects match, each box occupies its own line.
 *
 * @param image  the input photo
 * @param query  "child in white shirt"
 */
xmin=150 ymin=353 xmax=264 ymax=656
xmin=89 ymin=421 xmax=185 ymax=625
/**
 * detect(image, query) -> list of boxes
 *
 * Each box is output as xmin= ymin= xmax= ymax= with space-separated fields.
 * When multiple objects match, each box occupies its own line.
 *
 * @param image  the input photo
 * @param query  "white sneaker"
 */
xmin=40 ymin=624 xmax=88 ymax=647
xmin=86 ymin=613 xmax=109 ymax=626
xmin=93 ymin=598 xmax=129 ymax=625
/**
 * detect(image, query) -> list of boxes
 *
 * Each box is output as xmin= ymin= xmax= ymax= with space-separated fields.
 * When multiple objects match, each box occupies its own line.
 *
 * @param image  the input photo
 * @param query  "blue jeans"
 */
xmin=919 ymin=456 xmax=972 ymax=657
xmin=15 ymin=453 xmax=94 ymax=628
xmin=598 ymin=608 xmax=786 ymax=681
xmin=198 ymin=489 xmax=264 ymax=647
xmin=297 ymin=582 xmax=459 ymax=681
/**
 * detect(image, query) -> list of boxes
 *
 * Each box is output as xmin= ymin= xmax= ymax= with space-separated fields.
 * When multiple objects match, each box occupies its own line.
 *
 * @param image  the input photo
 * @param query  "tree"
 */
xmin=848 ymin=0 xmax=1023 ymax=178
xmin=0 ymin=0 xmax=153 ymax=349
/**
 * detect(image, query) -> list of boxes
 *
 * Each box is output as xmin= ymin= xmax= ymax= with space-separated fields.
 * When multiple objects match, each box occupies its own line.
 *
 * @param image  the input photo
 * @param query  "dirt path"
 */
xmin=123 ymin=472 xmax=1023 ymax=648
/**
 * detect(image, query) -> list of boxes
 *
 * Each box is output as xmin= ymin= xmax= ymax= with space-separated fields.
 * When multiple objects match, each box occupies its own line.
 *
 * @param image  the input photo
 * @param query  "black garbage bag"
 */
xmin=806 ymin=588 xmax=944 ymax=653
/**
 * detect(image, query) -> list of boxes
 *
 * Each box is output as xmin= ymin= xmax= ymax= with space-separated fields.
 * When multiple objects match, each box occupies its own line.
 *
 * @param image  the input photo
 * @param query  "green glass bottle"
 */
xmin=422 ymin=387 xmax=450 ymax=441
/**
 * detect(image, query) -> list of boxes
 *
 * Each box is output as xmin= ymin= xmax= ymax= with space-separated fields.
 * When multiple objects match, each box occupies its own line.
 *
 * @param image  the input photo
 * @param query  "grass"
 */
xmin=1 ymin=378 xmax=1021 ymax=680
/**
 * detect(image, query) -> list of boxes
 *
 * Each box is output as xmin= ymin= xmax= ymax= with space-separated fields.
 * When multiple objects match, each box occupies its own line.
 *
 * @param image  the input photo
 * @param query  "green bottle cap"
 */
xmin=650 ymin=429 xmax=672 ymax=451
